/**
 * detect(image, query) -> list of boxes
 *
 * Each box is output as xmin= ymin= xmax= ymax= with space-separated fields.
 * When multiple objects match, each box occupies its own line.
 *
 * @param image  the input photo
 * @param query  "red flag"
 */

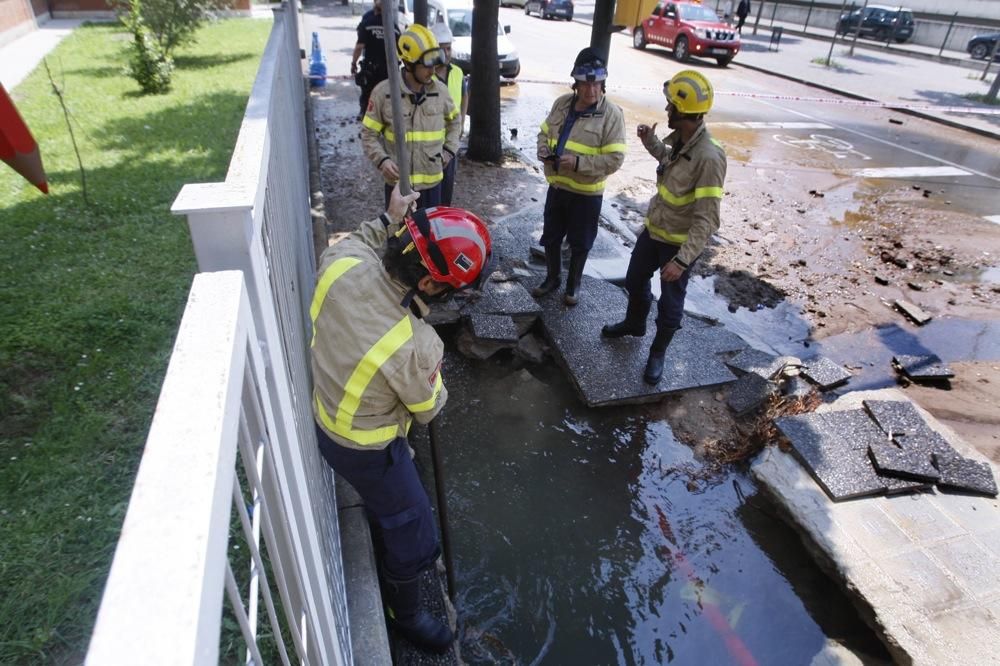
xmin=0 ymin=83 xmax=48 ymax=194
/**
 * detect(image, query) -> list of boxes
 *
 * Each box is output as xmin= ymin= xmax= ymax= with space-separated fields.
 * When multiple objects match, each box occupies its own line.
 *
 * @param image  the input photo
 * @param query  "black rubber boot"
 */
xmin=384 ymin=572 xmax=453 ymax=654
xmin=602 ymin=298 xmax=651 ymax=338
xmin=563 ymin=251 xmax=589 ymax=305
xmin=643 ymin=327 xmax=678 ymax=385
xmin=531 ymin=245 xmax=562 ymax=297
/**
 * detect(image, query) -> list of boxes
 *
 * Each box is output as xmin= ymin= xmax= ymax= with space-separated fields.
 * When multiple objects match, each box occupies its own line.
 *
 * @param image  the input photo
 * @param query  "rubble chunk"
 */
xmin=893 ymin=299 xmax=932 ymax=325
xmin=802 ymin=356 xmax=852 ymax=390
xmin=892 ymin=354 xmax=954 ymax=381
xmin=932 ymin=453 xmax=999 ymax=497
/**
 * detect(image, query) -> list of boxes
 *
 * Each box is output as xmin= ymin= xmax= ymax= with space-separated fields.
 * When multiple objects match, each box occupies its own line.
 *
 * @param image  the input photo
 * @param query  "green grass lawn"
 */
xmin=0 ymin=18 xmax=271 ymax=662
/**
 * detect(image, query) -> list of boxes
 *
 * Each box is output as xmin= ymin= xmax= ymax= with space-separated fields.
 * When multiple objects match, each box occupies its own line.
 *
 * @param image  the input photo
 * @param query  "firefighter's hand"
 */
xmin=637 ymin=123 xmax=658 ymax=140
xmin=558 ymin=154 xmax=577 ymax=171
xmin=387 ymin=184 xmax=420 ymax=223
xmin=442 ymin=150 xmax=453 ymax=167
xmin=380 ymin=159 xmax=400 ymax=182
xmin=660 ymin=260 xmax=683 ymax=282
xmin=350 ymin=61 xmax=358 ymax=74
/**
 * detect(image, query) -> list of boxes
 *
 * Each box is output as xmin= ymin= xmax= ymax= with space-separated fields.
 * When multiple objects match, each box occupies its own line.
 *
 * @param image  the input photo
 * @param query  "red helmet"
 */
xmin=403 ymin=207 xmax=492 ymax=289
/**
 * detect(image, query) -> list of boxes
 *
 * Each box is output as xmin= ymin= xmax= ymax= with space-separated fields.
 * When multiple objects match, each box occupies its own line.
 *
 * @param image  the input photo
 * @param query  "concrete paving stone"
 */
xmin=893 ymin=299 xmax=933 ymax=326
xmin=466 ymin=313 xmax=519 ymax=343
xmin=882 ymin=493 xmax=965 ymax=544
xmin=923 ymin=606 xmax=1000 ymax=664
xmin=977 ymin=528 xmax=1000 ymax=560
xmin=862 ymin=399 xmax=933 ymax=438
xmin=927 ymin=537 xmax=1000 ymax=600
xmin=802 ymin=356 xmax=852 ymax=390
xmin=727 ymin=373 xmax=778 ymax=417
xmin=462 ymin=279 xmax=541 ymax=319
xmin=538 ymin=277 xmax=738 ymax=407
xmin=868 ymin=441 xmax=941 ymax=483
xmin=781 ymin=375 xmax=815 ymax=399
xmin=933 ymin=453 xmax=999 ymax=497
xmin=892 ymin=353 xmax=955 ymax=380
xmin=725 ymin=348 xmax=785 ymax=379
xmin=830 ymin=500 xmax=917 ymax=558
xmin=932 ymin=496 xmax=1000 ymax=538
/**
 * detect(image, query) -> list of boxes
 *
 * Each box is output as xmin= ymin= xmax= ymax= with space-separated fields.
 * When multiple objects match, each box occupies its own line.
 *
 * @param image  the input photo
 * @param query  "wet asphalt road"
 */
xmin=496 ymin=5 xmax=1000 ymax=221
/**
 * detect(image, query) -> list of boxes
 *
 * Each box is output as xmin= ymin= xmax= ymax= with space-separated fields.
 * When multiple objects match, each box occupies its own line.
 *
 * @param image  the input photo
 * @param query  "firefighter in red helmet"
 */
xmin=310 ymin=186 xmax=491 ymax=653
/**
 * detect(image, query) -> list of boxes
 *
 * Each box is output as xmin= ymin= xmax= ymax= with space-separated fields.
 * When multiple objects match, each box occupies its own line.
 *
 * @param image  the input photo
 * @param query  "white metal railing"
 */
xmin=88 ymin=5 xmax=351 ymax=664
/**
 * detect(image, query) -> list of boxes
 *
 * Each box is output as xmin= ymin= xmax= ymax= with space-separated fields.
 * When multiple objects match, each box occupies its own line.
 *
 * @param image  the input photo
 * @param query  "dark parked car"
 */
xmin=836 ymin=5 xmax=914 ymax=43
xmin=967 ymin=32 xmax=1000 ymax=60
xmin=525 ymin=0 xmax=573 ymax=21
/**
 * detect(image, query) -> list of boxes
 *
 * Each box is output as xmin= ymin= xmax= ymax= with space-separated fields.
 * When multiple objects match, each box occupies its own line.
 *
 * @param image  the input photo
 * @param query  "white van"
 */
xmin=394 ymin=0 xmax=520 ymax=79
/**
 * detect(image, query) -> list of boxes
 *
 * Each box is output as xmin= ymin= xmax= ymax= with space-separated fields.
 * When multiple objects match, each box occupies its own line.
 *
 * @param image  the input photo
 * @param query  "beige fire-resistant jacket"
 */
xmin=641 ymin=123 xmax=727 ymax=268
xmin=310 ymin=214 xmax=447 ymax=450
xmin=536 ymin=93 xmax=626 ymax=196
xmin=361 ymin=77 xmax=461 ymax=191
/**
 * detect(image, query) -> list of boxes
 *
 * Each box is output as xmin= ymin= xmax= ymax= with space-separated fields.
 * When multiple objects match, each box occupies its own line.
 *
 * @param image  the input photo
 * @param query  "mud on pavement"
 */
xmin=310 ymin=82 xmax=1000 ymax=465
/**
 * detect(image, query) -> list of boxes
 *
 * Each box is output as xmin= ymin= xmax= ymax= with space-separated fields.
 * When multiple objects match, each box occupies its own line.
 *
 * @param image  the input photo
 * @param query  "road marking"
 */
xmin=773 ymin=134 xmax=872 ymax=160
xmin=713 ymin=121 xmax=833 ymax=129
xmin=853 ymin=166 xmax=974 ymax=179
xmin=984 ymin=215 xmax=1000 ymax=226
xmin=749 ymin=98 xmax=1000 ymax=185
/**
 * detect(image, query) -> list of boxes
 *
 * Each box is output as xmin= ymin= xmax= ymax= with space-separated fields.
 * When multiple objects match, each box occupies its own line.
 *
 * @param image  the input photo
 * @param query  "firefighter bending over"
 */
xmin=602 ymin=70 xmax=727 ymax=385
xmin=310 ymin=186 xmax=492 ymax=653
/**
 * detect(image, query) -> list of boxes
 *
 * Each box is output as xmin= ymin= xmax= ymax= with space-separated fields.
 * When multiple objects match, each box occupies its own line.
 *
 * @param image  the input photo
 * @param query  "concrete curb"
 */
xmin=731 ymin=59 xmax=1000 ymax=142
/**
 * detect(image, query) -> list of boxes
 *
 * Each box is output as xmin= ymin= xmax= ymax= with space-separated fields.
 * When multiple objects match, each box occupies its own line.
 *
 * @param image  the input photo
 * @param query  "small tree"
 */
xmin=121 ymin=0 xmax=174 ymax=93
xmin=114 ymin=0 xmax=231 ymax=59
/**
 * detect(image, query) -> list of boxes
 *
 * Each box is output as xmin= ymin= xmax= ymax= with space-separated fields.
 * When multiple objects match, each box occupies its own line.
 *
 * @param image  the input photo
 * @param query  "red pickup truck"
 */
xmin=632 ymin=0 xmax=740 ymax=67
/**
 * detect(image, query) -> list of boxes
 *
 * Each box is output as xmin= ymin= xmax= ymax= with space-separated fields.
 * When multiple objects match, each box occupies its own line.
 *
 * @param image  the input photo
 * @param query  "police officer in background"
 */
xmin=311 ymin=184 xmax=492 ymax=653
xmin=602 ymin=70 xmax=727 ymax=385
xmin=361 ymin=24 xmax=461 ymax=209
xmin=533 ymin=47 xmax=626 ymax=306
xmin=351 ymin=0 xmax=392 ymax=121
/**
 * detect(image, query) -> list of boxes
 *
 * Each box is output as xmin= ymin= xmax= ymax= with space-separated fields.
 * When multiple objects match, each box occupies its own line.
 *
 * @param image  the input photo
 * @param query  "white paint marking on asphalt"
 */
xmin=984 ymin=215 xmax=1000 ymax=226
xmin=713 ymin=122 xmax=833 ymax=130
xmin=750 ymin=98 xmax=1000 ymax=185
xmin=853 ymin=166 xmax=973 ymax=179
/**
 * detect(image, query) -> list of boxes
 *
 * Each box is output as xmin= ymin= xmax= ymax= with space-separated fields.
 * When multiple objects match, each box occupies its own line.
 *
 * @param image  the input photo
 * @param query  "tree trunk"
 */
xmin=467 ymin=0 xmax=502 ymax=162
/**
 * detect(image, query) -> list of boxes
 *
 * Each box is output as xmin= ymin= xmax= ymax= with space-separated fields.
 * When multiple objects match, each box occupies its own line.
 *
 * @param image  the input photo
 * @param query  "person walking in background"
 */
xmin=736 ymin=0 xmax=750 ymax=35
xmin=431 ymin=21 xmax=469 ymax=206
xmin=533 ymin=47 xmax=626 ymax=306
xmin=602 ymin=70 xmax=727 ymax=385
xmin=310 ymin=184 xmax=492 ymax=653
xmin=351 ymin=0 xmax=392 ymax=121
xmin=361 ymin=25 xmax=461 ymax=209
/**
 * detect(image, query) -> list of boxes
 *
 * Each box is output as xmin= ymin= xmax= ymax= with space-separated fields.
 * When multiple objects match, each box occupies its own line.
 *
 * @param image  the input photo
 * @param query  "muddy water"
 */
xmin=422 ymin=355 xmax=889 ymax=664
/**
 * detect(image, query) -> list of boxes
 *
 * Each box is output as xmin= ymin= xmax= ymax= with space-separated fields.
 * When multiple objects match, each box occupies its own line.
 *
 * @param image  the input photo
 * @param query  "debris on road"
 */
xmin=801 ymin=356 xmax=852 ymax=390
xmin=893 ymin=298 xmax=932 ymax=325
xmin=892 ymin=354 xmax=955 ymax=383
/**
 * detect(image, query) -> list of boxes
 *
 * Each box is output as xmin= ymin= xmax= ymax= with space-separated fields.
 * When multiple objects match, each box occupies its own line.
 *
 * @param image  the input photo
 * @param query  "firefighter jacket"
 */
xmin=641 ymin=123 xmax=726 ymax=268
xmin=310 ymin=214 xmax=447 ymax=450
xmin=536 ymin=93 xmax=626 ymax=196
xmin=361 ymin=76 xmax=461 ymax=191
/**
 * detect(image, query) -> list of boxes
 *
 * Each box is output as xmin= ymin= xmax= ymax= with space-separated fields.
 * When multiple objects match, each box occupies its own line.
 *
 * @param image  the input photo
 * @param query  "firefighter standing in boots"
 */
xmin=533 ymin=47 xmax=626 ymax=305
xmin=603 ymin=70 xmax=726 ymax=385
xmin=311 ymin=184 xmax=491 ymax=653
xmin=350 ymin=0 xmax=393 ymax=121
xmin=362 ymin=25 xmax=461 ymax=210
xmin=431 ymin=21 xmax=469 ymax=206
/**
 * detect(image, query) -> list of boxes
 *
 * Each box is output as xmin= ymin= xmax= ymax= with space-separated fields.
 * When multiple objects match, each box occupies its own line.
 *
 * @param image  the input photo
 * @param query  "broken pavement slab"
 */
xmin=466 ymin=313 xmax=519 ymax=344
xmin=725 ymin=347 xmax=795 ymax=380
xmin=753 ymin=388 xmax=1000 ymax=665
xmin=892 ymin=353 xmax=955 ymax=382
xmin=894 ymin=298 xmax=933 ymax=325
xmin=533 ymin=276 xmax=744 ymax=407
xmin=801 ymin=356 xmax=852 ymax=390
xmin=727 ymin=372 xmax=778 ymax=417
xmin=933 ymin=453 xmax=999 ymax=497
xmin=868 ymin=441 xmax=941 ymax=483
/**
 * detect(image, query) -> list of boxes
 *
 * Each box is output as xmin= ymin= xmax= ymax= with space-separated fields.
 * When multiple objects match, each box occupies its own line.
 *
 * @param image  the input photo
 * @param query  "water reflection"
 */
xmin=425 ymin=352 xmax=888 ymax=664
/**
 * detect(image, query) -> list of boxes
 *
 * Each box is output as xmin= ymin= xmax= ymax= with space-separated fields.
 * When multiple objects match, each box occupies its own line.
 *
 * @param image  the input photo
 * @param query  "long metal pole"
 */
xmin=803 ymin=0 xmax=814 ymax=32
xmin=381 ymin=1 xmax=412 ymax=195
xmin=752 ymin=0 xmax=764 ymax=35
xmin=849 ymin=0 xmax=866 ymax=57
xmin=826 ymin=0 xmax=849 ymax=66
xmin=428 ymin=420 xmax=456 ymax=601
xmin=984 ymin=37 xmax=1000 ymax=87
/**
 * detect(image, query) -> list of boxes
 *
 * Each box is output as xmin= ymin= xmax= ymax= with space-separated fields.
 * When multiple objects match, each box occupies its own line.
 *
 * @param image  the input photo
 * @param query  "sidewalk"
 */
xmin=731 ymin=26 xmax=1000 ymax=140
xmin=0 ymin=19 xmax=84 ymax=90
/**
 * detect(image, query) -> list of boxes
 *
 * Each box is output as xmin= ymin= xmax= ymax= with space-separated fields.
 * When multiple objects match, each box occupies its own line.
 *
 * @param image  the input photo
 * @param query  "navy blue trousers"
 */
xmin=384 ymin=182 xmax=443 ymax=210
xmin=540 ymin=186 xmax=602 ymax=253
xmin=316 ymin=425 xmax=440 ymax=580
xmin=625 ymin=229 xmax=696 ymax=331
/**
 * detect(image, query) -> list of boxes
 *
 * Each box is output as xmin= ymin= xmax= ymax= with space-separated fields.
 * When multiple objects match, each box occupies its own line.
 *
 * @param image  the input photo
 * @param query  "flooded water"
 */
xmin=420 ymin=353 xmax=890 ymax=665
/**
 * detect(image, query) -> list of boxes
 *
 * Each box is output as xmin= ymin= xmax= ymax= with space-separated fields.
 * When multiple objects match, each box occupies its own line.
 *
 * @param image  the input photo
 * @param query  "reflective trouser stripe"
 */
xmin=657 ymin=184 xmax=724 ymax=206
xmin=310 ymin=257 xmax=362 ymax=347
xmin=546 ymin=174 xmax=606 ymax=193
xmin=411 ymin=172 xmax=444 ymax=185
xmin=405 ymin=372 xmax=443 ymax=413
xmin=644 ymin=218 xmax=689 ymax=245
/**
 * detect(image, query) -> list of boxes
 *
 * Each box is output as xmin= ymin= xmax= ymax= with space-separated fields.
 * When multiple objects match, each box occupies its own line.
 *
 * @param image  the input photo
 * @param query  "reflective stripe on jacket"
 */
xmin=642 ymin=123 xmax=726 ymax=267
xmin=310 ymin=215 xmax=447 ymax=450
xmin=361 ymin=77 xmax=461 ymax=190
xmin=536 ymin=93 xmax=626 ymax=196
